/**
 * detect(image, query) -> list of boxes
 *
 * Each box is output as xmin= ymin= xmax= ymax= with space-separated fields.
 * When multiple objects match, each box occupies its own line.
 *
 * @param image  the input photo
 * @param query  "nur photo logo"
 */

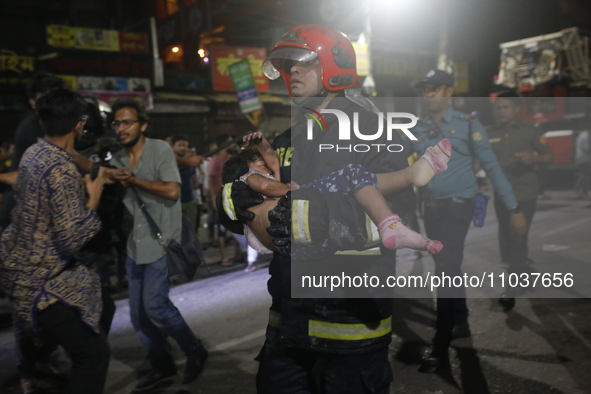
xmin=302 ymin=107 xmax=419 ymax=153
xmin=302 ymin=107 xmax=329 ymax=132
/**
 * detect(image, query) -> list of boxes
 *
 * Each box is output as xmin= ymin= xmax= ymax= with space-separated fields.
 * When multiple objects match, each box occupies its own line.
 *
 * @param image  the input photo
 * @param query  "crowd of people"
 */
xmin=0 ymin=22 xmax=584 ymax=394
xmin=0 ymin=71 xmax=269 ymax=394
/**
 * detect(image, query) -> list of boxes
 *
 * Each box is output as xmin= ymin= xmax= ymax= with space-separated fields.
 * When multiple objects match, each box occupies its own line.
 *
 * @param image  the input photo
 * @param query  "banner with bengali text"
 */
xmin=77 ymin=90 xmax=153 ymax=109
xmin=228 ymin=60 xmax=262 ymax=113
xmin=47 ymin=25 xmax=148 ymax=53
xmin=0 ymin=48 xmax=35 ymax=91
xmin=210 ymin=45 xmax=269 ymax=92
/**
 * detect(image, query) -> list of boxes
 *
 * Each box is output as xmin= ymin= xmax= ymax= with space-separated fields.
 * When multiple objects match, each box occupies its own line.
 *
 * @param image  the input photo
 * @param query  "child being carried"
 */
xmin=221 ymin=132 xmax=452 ymax=256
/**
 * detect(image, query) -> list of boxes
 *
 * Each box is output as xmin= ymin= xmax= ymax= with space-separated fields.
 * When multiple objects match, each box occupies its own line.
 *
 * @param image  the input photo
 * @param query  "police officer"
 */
xmin=411 ymin=70 xmax=527 ymax=370
xmin=219 ymin=25 xmax=413 ymax=393
xmin=487 ymin=91 xmax=552 ymax=310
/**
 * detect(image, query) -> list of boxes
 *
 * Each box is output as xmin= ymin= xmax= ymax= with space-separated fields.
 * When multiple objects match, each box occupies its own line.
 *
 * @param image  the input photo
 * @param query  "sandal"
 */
xmin=234 ymin=253 xmax=247 ymax=264
xmin=244 ymin=264 xmax=257 ymax=272
xmin=220 ymin=259 xmax=234 ymax=266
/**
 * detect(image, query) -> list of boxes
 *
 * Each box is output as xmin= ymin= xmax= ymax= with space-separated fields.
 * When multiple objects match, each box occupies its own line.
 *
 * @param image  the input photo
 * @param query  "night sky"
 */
xmin=268 ymin=0 xmax=590 ymax=96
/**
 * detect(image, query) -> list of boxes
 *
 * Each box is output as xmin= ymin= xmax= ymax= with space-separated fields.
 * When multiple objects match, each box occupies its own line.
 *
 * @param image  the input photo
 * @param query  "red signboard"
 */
xmin=44 ymin=54 xmax=152 ymax=78
xmin=119 ymin=32 xmax=149 ymax=53
xmin=210 ymin=45 xmax=269 ymax=92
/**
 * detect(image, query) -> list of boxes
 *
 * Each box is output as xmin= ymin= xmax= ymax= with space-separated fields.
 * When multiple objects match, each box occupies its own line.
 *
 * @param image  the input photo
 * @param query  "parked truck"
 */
xmin=494 ymin=27 xmax=591 ymax=171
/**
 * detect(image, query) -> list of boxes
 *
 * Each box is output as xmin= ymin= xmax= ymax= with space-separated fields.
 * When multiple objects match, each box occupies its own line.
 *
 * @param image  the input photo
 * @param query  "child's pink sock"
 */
xmin=378 ymin=215 xmax=444 ymax=254
xmin=420 ymin=138 xmax=452 ymax=176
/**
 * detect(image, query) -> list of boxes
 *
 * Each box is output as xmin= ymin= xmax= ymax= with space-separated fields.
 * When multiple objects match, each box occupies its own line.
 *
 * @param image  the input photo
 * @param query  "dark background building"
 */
xmin=0 ymin=0 xmax=590 ymax=148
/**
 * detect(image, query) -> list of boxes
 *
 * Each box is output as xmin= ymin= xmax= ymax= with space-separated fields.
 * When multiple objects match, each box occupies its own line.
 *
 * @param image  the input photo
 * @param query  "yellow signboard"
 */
xmin=75 ymin=28 xmax=120 ymax=52
xmin=454 ymin=62 xmax=469 ymax=94
xmin=352 ymin=41 xmax=370 ymax=76
xmin=0 ymin=49 xmax=34 ymax=74
xmin=90 ymin=29 xmax=120 ymax=52
xmin=59 ymin=75 xmax=78 ymax=91
xmin=47 ymin=25 xmax=76 ymax=48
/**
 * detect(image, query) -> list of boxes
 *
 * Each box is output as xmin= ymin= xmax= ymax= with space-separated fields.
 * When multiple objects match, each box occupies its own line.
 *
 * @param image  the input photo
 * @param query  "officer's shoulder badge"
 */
xmin=472 ymin=131 xmax=483 ymax=141
xmin=539 ymin=135 xmax=548 ymax=144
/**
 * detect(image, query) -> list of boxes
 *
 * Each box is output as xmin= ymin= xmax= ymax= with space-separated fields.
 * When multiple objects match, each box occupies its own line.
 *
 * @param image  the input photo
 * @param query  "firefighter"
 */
xmin=218 ymin=25 xmax=414 ymax=393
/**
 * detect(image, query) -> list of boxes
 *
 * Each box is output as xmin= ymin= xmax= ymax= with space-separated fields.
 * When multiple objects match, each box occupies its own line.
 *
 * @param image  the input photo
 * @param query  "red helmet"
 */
xmin=262 ymin=25 xmax=360 ymax=96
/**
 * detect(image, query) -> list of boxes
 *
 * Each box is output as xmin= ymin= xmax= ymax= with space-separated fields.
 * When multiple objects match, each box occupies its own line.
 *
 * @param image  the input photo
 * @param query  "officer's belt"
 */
xmin=268 ymin=311 xmax=392 ymax=341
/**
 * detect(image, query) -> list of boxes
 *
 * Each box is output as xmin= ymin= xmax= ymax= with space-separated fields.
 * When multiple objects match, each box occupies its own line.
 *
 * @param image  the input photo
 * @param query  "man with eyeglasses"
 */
xmin=107 ymin=99 xmax=208 ymax=391
xmin=410 ymin=69 xmax=527 ymax=371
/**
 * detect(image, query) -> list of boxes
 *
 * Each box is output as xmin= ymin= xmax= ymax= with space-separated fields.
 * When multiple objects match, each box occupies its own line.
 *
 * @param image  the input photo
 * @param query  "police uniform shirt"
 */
xmin=411 ymin=107 xmax=518 ymax=209
xmin=487 ymin=121 xmax=551 ymax=201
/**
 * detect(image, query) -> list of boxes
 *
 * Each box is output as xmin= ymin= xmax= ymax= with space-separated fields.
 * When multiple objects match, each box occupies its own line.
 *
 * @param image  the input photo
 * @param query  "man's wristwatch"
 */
xmin=510 ymin=205 xmax=522 ymax=214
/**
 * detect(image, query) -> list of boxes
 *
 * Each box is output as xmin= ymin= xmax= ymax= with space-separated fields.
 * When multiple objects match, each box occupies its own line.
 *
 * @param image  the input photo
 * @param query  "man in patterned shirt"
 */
xmin=0 ymin=88 xmax=110 ymax=394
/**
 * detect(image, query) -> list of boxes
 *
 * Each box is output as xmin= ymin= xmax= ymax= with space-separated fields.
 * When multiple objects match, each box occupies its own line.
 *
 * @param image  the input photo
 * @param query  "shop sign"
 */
xmin=0 ymin=48 xmax=34 ymax=74
xmin=119 ymin=32 xmax=149 ymax=53
xmin=0 ymin=48 xmax=35 ymax=89
xmin=44 ymin=53 xmax=152 ymax=78
xmin=352 ymin=41 xmax=369 ymax=77
xmin=47 ymin=25 xmax=76 ymax=48
xmin=75 ymin=28 xmax=120 ymax=51
xmin=228 ymin=60 xmax=262 ymax=113
xmin=77 ymin=90 xmax=153 ymax=109
xmin=47 ymin=25 xmax=148 ymax=53
xmin=210 ymin=45 xmax=269 ymax=92
xmin=69 ymin=76 xmax=150 ymax=93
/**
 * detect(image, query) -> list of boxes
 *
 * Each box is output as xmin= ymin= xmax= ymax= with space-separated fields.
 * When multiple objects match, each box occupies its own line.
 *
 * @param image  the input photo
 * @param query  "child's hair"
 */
xmin=222 ymin=148 xmax=263 ymax=184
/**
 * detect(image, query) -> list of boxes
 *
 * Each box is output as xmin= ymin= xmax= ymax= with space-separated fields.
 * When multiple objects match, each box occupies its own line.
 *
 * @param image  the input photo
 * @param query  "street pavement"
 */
xmin=0 ymin=190 xmax=590 ymax=393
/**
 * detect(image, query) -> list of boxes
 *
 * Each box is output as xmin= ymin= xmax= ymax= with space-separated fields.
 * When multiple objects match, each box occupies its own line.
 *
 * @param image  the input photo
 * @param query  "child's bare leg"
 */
xmin=355 ymin=186 xmax=443 ymax=254
xmin=355 ymin=186 xmax=393 ymax=224
xmin=376 ymin=138 xmax=453 ymax=193
xmin=246 ymin=200 xmax=278 ymax=252
xmin=376 ymin=171 xmax=414 ymax=195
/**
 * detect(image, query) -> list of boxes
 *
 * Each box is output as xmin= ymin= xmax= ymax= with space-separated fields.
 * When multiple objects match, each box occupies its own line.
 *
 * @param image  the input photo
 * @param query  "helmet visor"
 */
xmin=262 ymin=47 xmax=318 ymax=80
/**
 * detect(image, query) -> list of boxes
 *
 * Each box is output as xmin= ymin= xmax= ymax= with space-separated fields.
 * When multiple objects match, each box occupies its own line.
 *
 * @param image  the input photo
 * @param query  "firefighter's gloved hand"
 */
xmin=219 ymin=181 xmax=264 ymax=223
xmin=290 ymin=188 xmax=328 ymax=245
xmin=267 ymin=191 xmax=291 ymax=246
xmin=266 ymin=188 xmax=334 ymax=259
xmin=266 ymin=188 xmax=329 ymax=248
